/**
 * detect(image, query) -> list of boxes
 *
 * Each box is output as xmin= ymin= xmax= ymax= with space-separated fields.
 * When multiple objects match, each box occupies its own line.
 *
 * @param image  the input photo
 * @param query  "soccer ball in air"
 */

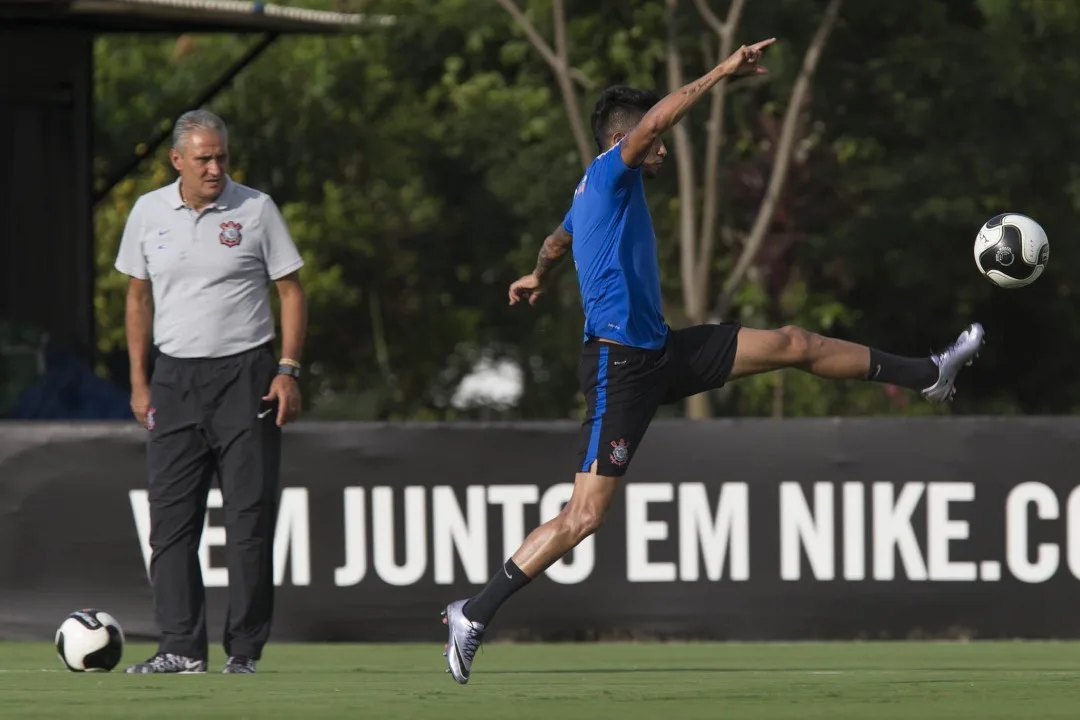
xmin=55 ymin=609 xmax=125 ymax=672
xmin=973 ymin=213 xmax=1049 ymax=289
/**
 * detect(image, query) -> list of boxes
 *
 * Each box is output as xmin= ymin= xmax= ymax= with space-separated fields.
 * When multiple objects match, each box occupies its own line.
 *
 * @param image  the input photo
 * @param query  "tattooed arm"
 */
xmin=508 ymin=222 xmax=573 ymax=306
xmin=533 ymin=223 xmax=573 ymax=279
xmin=619 ymin=38 xmax=775 ymax=168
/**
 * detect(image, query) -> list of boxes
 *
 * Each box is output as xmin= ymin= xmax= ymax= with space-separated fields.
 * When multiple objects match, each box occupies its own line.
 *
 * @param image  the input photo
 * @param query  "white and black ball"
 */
xmin=55 ymin=609 xmax=124 ymax=672
xmin=973 ymin=213 xmax=1049 ymax=289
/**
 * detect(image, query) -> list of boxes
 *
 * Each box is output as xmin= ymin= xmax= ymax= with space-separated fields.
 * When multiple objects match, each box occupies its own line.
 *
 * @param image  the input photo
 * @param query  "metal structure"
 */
xmin=0 ymin=0 xmax=390 ymax=373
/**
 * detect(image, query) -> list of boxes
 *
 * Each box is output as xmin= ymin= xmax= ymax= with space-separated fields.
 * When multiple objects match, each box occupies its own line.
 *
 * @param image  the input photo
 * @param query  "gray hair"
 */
xmin=172 ymin=109 xmax=228 ymax=154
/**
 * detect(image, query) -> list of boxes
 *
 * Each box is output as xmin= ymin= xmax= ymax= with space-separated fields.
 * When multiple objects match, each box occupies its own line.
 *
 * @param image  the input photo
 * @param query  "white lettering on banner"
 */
xmin=780 ymin=482 xmax=834 ymax=581
xmin=1006 ymin=482 xmax=1059 ymax=583
xmin=487 ymin=485 xmax=540 ymax=562
xmin=843 ymin=483 xmax=865 ymax=581
xmin=372 ymin=486 xmax=427 ymax=586
xmin=129 ymin=490 xmax=152 ymax=575
xmin=540 ymin=483 xmax=594 ymax=584
xmin=273 ymin=488 xmax=312 ymax=586
xmin=1068 ymin=487 xmax=1080 ymax=581
xmin=678 ymin=483 xmax=749 ymax=582
xmin=926 ymin=483 xmax=976 ymax=581
xmin=129 ymin=488 xmax=311 ymax=588
xmin=125 ymin=479 xmax=1076 ymax=587
xmin=433 ymin=486 xmax=488 ymax=584
xmin=199 ymin=490 xmax=228 ymax=587
xmin=873 ymin=483 xmax=927 ymax=581
xmin=335 ymin=488 xmax=367 ymax=586
xmin=626 ymin=483 xmax=676 ymax=582
xmin=276 ymin=488 xmax=312 ymax=586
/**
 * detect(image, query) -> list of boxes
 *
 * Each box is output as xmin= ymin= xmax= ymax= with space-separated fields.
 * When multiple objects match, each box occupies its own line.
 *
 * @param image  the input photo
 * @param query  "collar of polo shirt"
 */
xmin=170 ymin=175 xmax=235 ymax=212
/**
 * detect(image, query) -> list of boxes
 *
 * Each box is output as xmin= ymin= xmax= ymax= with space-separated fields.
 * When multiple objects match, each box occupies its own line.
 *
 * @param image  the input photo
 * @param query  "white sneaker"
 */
xmin=124 ymin=652 xmax=207 ymax=674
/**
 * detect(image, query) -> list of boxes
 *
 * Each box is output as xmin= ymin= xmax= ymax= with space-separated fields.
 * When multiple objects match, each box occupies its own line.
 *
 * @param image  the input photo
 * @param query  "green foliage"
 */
xmin=91 ymin=0 xmax=1080 ymax=420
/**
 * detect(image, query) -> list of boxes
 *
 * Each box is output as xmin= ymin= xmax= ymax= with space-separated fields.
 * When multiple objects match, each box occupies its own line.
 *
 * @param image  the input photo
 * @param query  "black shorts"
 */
xmin=575 ymin=322 xmax=741 ymax=477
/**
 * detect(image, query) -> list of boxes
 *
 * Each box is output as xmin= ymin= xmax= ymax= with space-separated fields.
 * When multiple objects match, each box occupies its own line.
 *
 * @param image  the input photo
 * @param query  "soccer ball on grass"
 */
xmin=55 ymin=609 xmax=124 ymax=672
xmin=973 ymin=213 xmax=1049 ymax=289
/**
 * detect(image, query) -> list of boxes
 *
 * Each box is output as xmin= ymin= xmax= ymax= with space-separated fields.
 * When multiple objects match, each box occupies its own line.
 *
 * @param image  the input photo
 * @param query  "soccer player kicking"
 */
xmin=442 ymin=38 xmax=984 ymax=684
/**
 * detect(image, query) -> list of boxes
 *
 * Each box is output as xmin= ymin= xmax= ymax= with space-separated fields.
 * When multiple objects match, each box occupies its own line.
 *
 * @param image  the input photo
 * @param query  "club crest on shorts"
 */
xmin=146 ymin=407 xmax=156 ymax=431
xmin=219 ymin=221 xmax=243 ymax=247
xmin=610 ymin=438 xmax=630 ymax=466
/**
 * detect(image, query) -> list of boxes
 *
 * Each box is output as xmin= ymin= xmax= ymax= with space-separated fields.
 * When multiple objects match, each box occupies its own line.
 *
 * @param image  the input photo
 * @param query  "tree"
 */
xmin=88 ymin=0 xmax=1080 ymax=422
xmin=495 ymin=0 xmax=843 ymax=418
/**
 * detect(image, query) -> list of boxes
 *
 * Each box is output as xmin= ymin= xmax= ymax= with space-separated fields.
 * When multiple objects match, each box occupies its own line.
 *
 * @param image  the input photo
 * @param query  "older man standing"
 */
xmin=114 ymin=109 xmax=307 ymax=675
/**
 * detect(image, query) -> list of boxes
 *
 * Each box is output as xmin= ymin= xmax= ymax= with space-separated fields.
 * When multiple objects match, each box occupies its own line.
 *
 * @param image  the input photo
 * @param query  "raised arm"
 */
xmin=620 ymin=38 xmax=775 ymax=168
xmin=509 ymin=222 xmax=573 ymax=306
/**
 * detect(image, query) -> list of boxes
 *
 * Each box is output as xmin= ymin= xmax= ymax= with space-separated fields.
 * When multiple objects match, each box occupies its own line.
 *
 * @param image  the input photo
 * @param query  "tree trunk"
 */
xmin=772 ymin=371 xmax=785 ymax=418
xmin=495 ymin=0 xmax=595 ymax=167
xmin=686 ymin=391 xmax=711 ymax=419
xmin=712 ymin=0 xmax=843 ymax=321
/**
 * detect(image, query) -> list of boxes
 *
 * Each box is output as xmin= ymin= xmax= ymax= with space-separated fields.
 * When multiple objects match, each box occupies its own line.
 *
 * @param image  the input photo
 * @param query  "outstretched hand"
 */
xmin=508 ymin=273 xmax=545 ymax=306
xmin=720 ymin=38 xmax=776 ymax=76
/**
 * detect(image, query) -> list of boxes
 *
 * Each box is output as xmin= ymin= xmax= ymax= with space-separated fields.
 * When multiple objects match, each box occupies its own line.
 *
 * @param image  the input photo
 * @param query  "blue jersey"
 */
xmin=562 ymin=143 xmax=669 ymax=350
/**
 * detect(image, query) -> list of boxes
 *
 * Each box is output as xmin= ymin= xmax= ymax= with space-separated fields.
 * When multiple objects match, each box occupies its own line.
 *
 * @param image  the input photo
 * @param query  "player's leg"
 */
xmin=457 ymin=465 xmax=621 ymax=630
xmin=729 ymin=322 xmax=985 ymax=401
xmin=442 ymin=340 xmax=663 ymax=684
xmin=507 ymin=466 xmax=619 ymax=577
xmin=442 ymin=469 xmax=635 ymax=685
xmin=126 ymin=357 xmax=214 ymax=674
xmin=461 ymin=342 xmax=659 ymax=620
xmin=207 ymin=345 xmax=281 ymax=675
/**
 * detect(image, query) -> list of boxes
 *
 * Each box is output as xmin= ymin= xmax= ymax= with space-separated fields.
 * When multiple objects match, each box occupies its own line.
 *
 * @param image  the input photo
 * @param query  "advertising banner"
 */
xmin=2 ymin=418 xmax=1079 ymax=642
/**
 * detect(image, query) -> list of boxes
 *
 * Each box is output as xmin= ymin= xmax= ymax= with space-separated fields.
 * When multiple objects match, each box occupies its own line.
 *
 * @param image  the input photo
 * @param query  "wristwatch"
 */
xmin=277 ymin=358 xmax=301 ymax=379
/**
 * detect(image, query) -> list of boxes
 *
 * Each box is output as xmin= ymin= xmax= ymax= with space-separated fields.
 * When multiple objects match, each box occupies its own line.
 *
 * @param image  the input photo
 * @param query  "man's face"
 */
xmin=169 ymin=130 xmax=228 ymax=205
xmin=641 ymin=135 xmax=667 ymax=179
xmin=612 ymin=125 xmax=667 ymax=179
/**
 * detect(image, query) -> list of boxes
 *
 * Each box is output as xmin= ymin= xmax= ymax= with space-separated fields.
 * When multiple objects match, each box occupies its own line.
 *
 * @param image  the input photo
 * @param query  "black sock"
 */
xmin=462 ymin=559 xmax=532 ymax=626
xmin=866 ymin=348 xmax=939 ymax=391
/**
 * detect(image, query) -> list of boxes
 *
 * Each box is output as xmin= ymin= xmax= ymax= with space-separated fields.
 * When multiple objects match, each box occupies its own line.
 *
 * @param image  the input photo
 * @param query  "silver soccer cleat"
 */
xmin=922 ymin=322 xmax=985 ymax=403
xmin=442 ymin=599 xmax=485 ymax=685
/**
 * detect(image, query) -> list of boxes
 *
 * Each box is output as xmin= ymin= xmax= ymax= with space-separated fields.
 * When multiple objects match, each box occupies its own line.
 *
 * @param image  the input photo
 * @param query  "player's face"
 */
xmin=642 ymin=136 xmax=667 ymax=179
xmin=610 ymin=125 xmax=667 ymax=179
xmin=170 ymin=130 xmax=229 ymax=205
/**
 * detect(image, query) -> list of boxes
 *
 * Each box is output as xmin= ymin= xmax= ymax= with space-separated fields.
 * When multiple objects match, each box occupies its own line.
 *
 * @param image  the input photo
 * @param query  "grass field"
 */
xmin=2 ymin=641 xmax=1080 ymax=719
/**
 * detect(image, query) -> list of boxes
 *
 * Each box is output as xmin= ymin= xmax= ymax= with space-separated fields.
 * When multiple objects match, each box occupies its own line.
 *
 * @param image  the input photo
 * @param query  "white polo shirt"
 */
xmin=114 ymin=176 xmax=304 ymax=359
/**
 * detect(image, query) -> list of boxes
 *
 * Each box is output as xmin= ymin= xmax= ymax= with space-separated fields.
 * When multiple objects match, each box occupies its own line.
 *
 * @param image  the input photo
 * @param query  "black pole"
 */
xmin=93 ymin=32 xmax=280 ymax=206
